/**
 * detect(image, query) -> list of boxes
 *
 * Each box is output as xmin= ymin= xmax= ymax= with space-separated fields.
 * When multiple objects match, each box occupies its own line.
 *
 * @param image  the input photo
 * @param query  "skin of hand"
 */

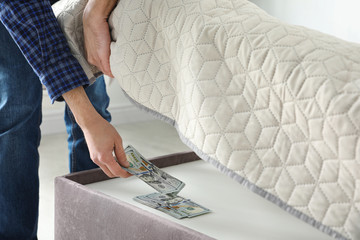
xmin=63 ymin=86 xmax=131 ymax=178
xmin=83 ymin=0 xmax=117 ymax=78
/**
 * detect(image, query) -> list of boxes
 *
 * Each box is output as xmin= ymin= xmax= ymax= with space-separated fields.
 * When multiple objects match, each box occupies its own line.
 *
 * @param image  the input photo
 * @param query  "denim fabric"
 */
xmin=64 ymin=76 xmax=111 ymax=172
xmin=0 ymin=21 xmax=111 ymax=238
xmin=0 ymin=23 xmax=41 ymax=240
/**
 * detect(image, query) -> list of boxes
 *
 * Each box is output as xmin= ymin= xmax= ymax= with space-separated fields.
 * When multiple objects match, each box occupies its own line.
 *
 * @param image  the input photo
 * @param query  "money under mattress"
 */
xmin=53 ymin=0 xmax=360 ymax=239
xmin=87 ymin=160 xmax=334 ymax=240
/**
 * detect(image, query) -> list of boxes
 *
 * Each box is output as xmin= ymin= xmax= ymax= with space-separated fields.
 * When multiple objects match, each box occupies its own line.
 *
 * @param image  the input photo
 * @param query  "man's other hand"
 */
xmin=83 ymin=0 xmax=117 ymax=78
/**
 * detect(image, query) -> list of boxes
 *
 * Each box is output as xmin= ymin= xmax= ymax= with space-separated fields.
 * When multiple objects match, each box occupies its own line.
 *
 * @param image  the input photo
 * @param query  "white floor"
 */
xmin=38 ymin=120 xmax=190 ymax=240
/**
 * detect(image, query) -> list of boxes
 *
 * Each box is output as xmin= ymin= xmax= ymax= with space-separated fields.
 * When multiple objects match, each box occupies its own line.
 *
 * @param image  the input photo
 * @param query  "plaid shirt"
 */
xmin=0 ymin=0 xmax=90 ymax=103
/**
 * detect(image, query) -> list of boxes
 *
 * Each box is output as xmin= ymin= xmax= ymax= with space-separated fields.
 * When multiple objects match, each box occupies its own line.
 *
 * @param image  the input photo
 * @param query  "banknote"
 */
xmin=122 ymin=147 xmax=153 ymax=175
xmin=134 ymin=192 xmax=185 ymax=208
xmin=121 ymin=145 xmax=185 ymax=194
xmin=134 ymin=192 xmax=211 ymax=219
xmin=133 ymin=194 xmax=187 ymax=219
xmin=174 ymin=199 xmax=212 ymax=218
xmin=118 ymin=145 xmax=211 ymax=219
xmin=157 ymin=206 xmax=188 ymax=219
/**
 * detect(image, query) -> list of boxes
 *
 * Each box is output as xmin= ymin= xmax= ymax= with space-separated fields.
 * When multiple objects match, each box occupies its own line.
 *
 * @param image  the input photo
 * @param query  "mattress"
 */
xmin=53 ymin=0 xmax=360 ymax=239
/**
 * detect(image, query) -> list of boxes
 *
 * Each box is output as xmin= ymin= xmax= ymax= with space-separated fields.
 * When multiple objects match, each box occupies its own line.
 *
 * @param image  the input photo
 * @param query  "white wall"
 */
xmin=250 ymin=0 xmax=360 ymax=43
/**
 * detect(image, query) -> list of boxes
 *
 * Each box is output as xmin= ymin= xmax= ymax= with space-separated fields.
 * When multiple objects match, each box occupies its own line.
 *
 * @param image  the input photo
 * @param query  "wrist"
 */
xmin=84 ymin=0 xmax=117 ymax=20
xmin=75 ymin=107 xmax=103 ymax=131
xmin=62 ymin=86 xmax=102 ymax=130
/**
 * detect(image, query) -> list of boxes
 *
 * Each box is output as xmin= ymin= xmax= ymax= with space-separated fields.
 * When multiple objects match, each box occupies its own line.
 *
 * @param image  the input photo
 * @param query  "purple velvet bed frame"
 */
xmin=55 ymin=152 xmax=214 ymax=240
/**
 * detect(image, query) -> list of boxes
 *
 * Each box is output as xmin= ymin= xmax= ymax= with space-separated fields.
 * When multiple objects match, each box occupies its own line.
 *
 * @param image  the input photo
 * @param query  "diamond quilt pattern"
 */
xmin=53 ymin=0 xmax=360 ymax=239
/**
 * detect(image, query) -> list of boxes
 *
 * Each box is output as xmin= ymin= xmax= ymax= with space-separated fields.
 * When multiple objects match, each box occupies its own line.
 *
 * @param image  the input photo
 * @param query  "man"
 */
xmin=0 ymin=0 xmax=130 ymax=239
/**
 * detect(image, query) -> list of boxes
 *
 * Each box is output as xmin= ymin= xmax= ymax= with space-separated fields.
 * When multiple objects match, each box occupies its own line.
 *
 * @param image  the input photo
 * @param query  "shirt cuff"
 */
xmin=40 ymin=54 xmax=90 ymax=103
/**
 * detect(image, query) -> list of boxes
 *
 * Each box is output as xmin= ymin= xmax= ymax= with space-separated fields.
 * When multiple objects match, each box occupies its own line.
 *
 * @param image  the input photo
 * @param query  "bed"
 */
xmin=53 ymin=0 xmax=360 ymax=239
xmin=55 ymin=152 xmax=335 ymax=240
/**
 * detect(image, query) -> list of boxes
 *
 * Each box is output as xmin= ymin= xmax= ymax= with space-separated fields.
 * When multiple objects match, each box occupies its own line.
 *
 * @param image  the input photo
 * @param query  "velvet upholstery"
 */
xmin=54 ymin=152 xmax=213 ymax=240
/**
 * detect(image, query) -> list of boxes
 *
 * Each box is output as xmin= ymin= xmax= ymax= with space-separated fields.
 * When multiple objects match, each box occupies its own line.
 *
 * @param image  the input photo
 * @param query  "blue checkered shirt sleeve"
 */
xmin=0 ymin=0 xmax=90 ymax=103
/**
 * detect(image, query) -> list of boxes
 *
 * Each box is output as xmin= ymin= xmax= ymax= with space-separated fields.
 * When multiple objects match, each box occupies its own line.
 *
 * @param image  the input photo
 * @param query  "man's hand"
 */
xmin=81 ymin=115 xmax=131 ymax=178
xmin=83 ymin=0 xmax=117 ymax=78
xmin=63 ymin=86 xmax=131 ymax=178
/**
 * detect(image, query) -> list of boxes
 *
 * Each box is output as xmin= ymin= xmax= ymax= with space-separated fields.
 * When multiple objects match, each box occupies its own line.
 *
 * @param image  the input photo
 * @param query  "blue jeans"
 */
xmin=0 ymin=24 xmax=110 ymax=239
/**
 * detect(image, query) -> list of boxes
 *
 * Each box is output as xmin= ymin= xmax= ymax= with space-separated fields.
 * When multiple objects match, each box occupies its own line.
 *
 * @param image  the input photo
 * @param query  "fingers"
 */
xmin=114 ymin=138 xmax=129 ymax=168
xmin=92 ymin=156 xmax=114 ymax=178
xmin=99 ymin=58 xmax=114 ymax=78
xmin=93 ymin=152 xmax=131 ymax=178
xmin=80 ymin=116 xmax=128 ymax=178
xmin=87 ymin=49 xmax=115 ymax=78
xmin=83 ymin=16 xmax=115 ymax=78
xmin=98 ymin=32 xmax=114 ymax=78
xmin=98 ymin=164 xmax=115 ymax=178
xmin=85 ymin=48 xmax=114 ymax=78
xmin=98 ymin=45 xmax=114 ymax=77
xmin=105 ymin=153 xmax=131 ymax=178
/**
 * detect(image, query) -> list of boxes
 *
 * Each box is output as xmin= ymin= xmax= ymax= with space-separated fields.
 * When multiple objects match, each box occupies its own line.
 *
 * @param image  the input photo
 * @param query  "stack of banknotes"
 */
xmin=118 ymin=145 xmax=211 ymax=219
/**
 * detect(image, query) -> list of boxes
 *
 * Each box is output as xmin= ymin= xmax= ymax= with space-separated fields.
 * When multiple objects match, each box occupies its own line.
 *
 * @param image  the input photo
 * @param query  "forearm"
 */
xmin=62 ymin=86 xmax=131 ymax=178
xmin=62 ymin=86 xmax=101 ymax=129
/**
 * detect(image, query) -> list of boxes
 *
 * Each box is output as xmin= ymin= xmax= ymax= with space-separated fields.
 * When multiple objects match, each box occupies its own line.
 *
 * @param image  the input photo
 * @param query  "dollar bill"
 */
xmin=121 ymin=145 xmax=185 ymax=194
xmin=133 ymin=194 xmax=187 ymax=219
xmin=121 ymin=146 xmax=153 ymax=175
xmin=134 ymin=192 xmax=211 ymax=219
xmin=173 ymin=199 xmax=211 ymax=218
xmin=118 ymin=145 xmax=211 ymax=219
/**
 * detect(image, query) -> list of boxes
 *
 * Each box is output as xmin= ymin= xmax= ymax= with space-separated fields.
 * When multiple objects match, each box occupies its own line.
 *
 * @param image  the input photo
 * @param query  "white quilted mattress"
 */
xmin=53 ymin=0 xmax=360 ymax=239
